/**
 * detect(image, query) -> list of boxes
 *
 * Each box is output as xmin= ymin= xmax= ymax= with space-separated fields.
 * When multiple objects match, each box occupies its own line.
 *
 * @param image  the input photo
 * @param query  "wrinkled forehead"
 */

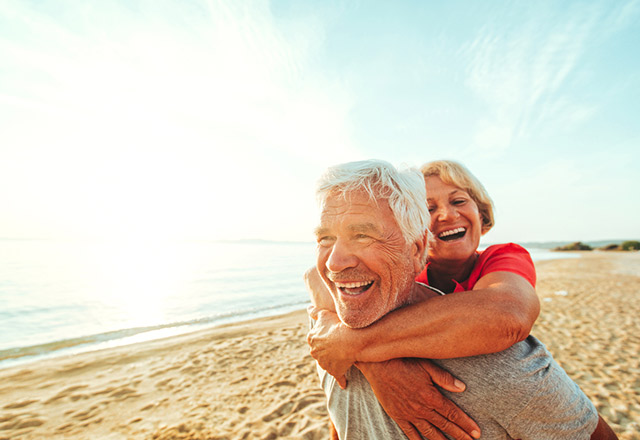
xmin=317 ymin=189 xmax=396 ymax=232
xmin=320 ymin=178 xmax=395 ymax=205
xmin=320 ymin=187 xmax=382 ymax=210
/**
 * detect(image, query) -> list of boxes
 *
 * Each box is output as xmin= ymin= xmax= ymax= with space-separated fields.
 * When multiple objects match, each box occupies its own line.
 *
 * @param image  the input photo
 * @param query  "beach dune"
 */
xmin=1 ymin=252 xmax=639 ymax=439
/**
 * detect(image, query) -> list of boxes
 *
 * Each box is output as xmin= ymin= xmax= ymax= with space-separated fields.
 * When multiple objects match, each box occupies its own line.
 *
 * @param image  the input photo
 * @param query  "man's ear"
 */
xmin=411 ymin=232 xmax=428 ymax=274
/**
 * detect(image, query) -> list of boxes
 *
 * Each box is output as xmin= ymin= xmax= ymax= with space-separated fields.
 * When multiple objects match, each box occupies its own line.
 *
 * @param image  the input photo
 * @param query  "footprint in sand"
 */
xmin=0 ymin=414 xmax=16 ymax=424
xmin=56 ymin=422 xmax=74 ymax=432
xmin=272 ymin=380 xmax=296 ymax=387
xmin=262 ymin=401 xmax=295 ymax=422
xmin=45 ymin=384 xmax=89 ymax=404
xmin=3 ymin=399 xmax=39 ymax=410
xmin=230 ymin=376 xmax=248 ymax=385
xmin=0 ymin=414 xmax=46 ymax=431
xmin=292 ymin=396 xmax=322 ymax=413
xmin=91 ymin=386 xmax=116 ymax=396
xmin=72 ymin=405 xmax=99 ymax=421
xmin=109 ymin=387 xmax=140 ymax=399
xmin=180 ymin=365 xmax=199 ymax=375
xmin=278 ymin=420 xmax=297 ymax=437
xmin=155 ymin=378 xmax=174 ymax=389
xmin=15 ymin=418 xmax=46 ymax=429
xmin=149 ymin=365 xmax=180 ymax=378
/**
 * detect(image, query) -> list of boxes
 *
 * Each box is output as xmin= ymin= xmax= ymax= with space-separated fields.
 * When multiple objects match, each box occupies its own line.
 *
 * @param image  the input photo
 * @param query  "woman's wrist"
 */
xmin=347 ymin=324 xmax=374 ymax=364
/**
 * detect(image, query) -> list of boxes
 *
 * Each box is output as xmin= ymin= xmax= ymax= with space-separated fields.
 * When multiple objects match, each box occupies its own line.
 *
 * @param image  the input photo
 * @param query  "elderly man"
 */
xmin=309 ymin=159 xmax=616 ymax=439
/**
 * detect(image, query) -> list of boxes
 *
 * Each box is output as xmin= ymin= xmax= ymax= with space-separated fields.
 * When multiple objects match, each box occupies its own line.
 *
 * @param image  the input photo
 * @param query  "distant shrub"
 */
xmin=554 ymin=241 xmax=593 ymax=251
xmin=599 ymin=244 xmax=621 ymax=251
xmin=621 ymin=240 xmax=640 ymax=251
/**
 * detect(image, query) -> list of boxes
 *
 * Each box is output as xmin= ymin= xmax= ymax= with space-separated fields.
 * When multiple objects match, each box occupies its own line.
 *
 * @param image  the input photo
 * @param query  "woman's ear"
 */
xmin=481 ymin=215 xmax=491 ymax=236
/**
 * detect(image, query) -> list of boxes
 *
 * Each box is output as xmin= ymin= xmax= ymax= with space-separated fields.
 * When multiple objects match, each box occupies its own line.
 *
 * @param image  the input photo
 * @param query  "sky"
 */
xmin=1 ymin=0 xmax=639 ymax=244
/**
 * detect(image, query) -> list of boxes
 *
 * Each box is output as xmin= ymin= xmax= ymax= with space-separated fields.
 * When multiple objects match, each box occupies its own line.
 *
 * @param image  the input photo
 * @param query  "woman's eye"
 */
xmin=428 ymin=206 xmax=436 ymax=213
xmin=452 ymin=199 xmax=467 ymax=206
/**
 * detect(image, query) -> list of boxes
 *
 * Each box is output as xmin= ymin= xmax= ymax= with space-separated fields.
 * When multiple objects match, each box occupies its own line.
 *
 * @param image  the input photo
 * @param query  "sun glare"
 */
xmin=82 ymin=239 xmax=200 ymax=329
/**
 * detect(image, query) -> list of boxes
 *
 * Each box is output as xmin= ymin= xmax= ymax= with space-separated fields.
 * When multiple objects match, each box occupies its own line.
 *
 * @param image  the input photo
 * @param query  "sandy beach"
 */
xmin=1 ymin=251 xmax=639 ymax=439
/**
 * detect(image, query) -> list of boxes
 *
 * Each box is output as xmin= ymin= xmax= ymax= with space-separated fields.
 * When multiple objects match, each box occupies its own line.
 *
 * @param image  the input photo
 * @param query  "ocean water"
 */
xmin=0 ymin=239 xmax=316 ymax=369
xmin=0 ymin=239 xmax=575 ymax=369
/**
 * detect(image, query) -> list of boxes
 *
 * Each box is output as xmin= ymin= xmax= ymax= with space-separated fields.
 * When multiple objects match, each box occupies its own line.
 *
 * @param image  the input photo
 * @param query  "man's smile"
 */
xmin=333 ymin=280 xmax=374 ymax=296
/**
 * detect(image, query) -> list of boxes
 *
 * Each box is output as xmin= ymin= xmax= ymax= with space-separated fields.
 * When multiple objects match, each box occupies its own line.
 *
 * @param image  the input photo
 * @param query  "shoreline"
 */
xmin=1 ymin=252 xmax=639 ymax=439
xmin=0 ymin=304 xmax=311 ymax=371
xmin=0 ymin=247 xmax=589 ymax=369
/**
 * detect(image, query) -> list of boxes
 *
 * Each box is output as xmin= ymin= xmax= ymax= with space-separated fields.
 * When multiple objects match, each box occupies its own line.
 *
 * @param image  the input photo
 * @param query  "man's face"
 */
xmin=315 ymin=189 xmax=424 ymax=328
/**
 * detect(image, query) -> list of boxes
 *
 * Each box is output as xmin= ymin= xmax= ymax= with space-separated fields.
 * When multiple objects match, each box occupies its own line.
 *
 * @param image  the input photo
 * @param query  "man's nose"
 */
xmin=326 ymin=239 xmax=358 ymax=273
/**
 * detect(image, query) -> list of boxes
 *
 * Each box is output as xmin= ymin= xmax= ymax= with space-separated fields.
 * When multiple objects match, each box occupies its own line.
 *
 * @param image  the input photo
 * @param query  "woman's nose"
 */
xmin=326 ymin=239 xmax=358 ymax=273
xmin=434 ymin=205 xmax=457 ymax=222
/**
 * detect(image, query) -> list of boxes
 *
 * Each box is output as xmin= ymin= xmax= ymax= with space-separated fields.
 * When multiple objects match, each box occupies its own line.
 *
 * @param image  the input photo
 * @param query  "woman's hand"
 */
xmin=357 ymin=358 xmax=481 ymax=440
xmin=307 ymin=306 xmax=359 ymax=389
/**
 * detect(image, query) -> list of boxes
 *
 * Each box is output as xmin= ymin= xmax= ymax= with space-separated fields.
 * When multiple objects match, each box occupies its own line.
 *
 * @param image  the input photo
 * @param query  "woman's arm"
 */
xmin=307 ymin=267 xmax=539 ymax=373
xmin=358 ymin=270 xmax=539 ymax=361
xmin=303 ymin=267 xmax=335 ymax=312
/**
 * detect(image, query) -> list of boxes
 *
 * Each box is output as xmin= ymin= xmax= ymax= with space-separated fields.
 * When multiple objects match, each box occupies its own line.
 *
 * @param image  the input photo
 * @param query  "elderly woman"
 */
xmin=306 ymin=160 xmax=616 ymax=440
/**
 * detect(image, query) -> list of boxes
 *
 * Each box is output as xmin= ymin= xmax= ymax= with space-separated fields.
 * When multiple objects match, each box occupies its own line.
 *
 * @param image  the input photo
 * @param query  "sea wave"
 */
xmin=0 ymin=298 xmax=310 ymax=366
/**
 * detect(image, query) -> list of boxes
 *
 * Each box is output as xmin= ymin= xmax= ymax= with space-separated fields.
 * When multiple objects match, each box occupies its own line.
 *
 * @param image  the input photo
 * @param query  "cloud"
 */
xmin=459 ymin=1 xmax=637 ymax=153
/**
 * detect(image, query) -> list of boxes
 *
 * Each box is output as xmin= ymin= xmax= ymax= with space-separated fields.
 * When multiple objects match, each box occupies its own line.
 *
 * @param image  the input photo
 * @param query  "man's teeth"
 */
xmin=335 ymin=281 xmax=372 ymax=289
xmin=439 ymin=227 xmax=466 ymax=238
xmin=335 ymin=280 xmax=374 ymax=295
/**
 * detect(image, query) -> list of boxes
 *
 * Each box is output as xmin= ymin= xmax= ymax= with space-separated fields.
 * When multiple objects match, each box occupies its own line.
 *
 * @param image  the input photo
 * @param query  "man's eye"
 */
xmin=317 ymin=237 xmax=334 ymax=247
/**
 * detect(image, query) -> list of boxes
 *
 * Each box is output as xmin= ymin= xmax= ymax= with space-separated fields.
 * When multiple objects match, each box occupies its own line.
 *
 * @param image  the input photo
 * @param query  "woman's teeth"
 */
xmin=438 ymin=227 xmax=466 ymax=241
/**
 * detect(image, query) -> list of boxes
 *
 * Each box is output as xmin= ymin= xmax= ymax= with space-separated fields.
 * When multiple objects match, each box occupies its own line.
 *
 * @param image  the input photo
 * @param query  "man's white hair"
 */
xmin=316 ymin=159 xmax=429 ymax=244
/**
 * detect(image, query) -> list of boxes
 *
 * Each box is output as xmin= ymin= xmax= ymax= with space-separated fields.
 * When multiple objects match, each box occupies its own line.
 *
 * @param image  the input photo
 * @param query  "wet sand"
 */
xmin=1 ymin=251 xmax=639 ymax=439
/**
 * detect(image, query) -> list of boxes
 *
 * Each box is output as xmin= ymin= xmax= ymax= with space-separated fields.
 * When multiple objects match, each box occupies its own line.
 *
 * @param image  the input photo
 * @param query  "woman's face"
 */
xmin=425 ymin=175 xmax=484 ymax=264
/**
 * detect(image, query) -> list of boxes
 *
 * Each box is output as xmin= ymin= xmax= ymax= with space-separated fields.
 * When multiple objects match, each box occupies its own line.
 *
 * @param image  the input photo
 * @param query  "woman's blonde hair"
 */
xmin=420 ymin=160 xmax=495 ymax=233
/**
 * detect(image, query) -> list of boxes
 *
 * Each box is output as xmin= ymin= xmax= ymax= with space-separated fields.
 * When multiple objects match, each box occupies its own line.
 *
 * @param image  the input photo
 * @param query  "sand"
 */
xmin=1 ymin=251 xmax=639 ymax=439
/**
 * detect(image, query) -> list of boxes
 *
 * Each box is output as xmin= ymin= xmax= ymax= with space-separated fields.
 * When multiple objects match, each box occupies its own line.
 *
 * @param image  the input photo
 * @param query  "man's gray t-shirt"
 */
xmin=318 ymin=334 xmax=598 ymax=439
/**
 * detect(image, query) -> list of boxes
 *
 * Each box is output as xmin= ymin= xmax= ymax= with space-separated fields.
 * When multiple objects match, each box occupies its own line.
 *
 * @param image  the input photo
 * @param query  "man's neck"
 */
xmin=406 ymin=281 xmax=442 ymax=306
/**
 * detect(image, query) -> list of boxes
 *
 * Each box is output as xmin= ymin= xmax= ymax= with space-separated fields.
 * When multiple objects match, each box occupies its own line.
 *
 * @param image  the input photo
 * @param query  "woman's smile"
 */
xmin=437 ymin=227 xmax=467 ymax=241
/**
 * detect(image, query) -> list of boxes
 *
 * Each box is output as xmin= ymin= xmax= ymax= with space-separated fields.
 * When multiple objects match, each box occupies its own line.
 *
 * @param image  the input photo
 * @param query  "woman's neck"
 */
xmin=427 ymin=253 xmax=479 ymax=293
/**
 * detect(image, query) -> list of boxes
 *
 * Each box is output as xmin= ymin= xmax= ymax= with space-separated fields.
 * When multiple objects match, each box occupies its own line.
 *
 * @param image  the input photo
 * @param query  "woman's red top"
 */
xmin=415 ymin=243 xmax=537 ymax=293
